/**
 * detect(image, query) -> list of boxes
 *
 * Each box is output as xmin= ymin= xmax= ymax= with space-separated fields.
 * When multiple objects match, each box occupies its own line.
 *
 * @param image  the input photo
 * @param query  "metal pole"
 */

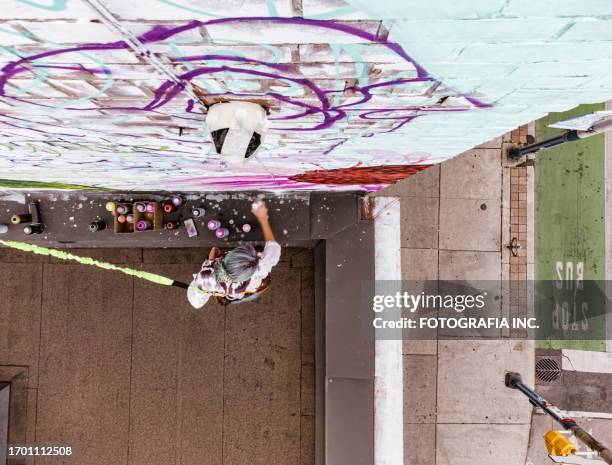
xmin=509 ymin=131 xmax=580 ymax=159
xmin=509 ymin=116 xmax=612 ymax=159
xmin=505 ymin=372 xmax=612 ymax=465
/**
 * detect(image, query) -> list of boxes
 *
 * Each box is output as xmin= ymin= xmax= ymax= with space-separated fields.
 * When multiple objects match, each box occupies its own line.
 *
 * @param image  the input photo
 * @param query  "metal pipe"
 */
xmin=505 ymin=372 xmax=612 ymax=465
xmin=509 ymin=131 xmax=580 ymax=159
xmin=509 ymin=116 xmax=612 ymax=159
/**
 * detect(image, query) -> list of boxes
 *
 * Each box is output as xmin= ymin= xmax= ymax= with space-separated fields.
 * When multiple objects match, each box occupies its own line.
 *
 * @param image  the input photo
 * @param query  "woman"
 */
xmin=187 ymin=200 xmax=281 ymax=309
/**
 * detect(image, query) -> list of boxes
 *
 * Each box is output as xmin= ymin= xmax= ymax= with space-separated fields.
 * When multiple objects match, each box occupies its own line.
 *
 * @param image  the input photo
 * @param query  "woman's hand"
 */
xmin=208 ymin=247 xmax=221 ymax=260
xmin=251 ymin=200 xmax=269 ymax=221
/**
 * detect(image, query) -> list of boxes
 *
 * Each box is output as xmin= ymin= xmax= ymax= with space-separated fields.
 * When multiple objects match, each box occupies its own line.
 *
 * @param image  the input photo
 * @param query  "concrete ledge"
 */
xmin=562 ymin=349 xmax=612 ymax=373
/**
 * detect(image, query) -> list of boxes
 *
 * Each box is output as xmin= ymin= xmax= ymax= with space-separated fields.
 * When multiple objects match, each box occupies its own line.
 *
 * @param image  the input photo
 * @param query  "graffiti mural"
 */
xmin=0 ymin=0 xmax=484 ymax=190
xmin=1 ymin=0 xmax=611 ymax=191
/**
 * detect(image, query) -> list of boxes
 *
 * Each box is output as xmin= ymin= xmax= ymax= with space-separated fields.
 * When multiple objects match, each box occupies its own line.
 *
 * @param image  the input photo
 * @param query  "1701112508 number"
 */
xmin=7 ymin=445 xmax=74 ymax=458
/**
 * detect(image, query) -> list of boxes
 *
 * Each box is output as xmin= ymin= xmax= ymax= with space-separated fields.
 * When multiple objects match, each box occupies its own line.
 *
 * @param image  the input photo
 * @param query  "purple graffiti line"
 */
xmin=0 ymin=17 xmax=491 ymax=141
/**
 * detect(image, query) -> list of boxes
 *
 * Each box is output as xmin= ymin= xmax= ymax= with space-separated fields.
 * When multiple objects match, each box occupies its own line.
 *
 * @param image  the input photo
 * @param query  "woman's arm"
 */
xmin=252 ymin=200 xmax=275 ymax=242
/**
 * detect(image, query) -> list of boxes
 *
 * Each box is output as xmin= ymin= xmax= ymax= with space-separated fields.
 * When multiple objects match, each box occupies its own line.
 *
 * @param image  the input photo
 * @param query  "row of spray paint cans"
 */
xmin=89 ymin=195 xmax=252 ymax=239
xmin=0 ymin=202 xmax=45 ymax=235
xmin=206 ymin=219 xmax=251 ymax=239
xmin=90 ymin=195 xmax=187 ymax=232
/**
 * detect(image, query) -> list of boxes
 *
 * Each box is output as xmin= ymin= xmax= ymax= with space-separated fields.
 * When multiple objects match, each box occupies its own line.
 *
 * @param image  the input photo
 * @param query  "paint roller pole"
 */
xmin=0 ymin=240 xmax=192 ymax=290
xmin=505 ymin=372 xmax=612 ymax=465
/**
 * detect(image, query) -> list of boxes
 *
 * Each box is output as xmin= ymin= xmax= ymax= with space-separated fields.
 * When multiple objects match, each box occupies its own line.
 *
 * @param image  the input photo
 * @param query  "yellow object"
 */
xmin=545 ymin=430 xmax=577 ymax=456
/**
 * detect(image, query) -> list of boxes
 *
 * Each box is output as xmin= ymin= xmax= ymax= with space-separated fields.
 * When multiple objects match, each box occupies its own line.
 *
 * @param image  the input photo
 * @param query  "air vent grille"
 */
xmin=535 ymin=357 xmax=561 ymax=384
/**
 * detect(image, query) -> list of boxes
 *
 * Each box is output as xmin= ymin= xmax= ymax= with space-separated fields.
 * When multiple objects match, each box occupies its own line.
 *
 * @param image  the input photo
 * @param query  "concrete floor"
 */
xmin=0 ymin=246 xmax=315 ymax=465
xmin=380 ymin=137 xmax=535 ymax=465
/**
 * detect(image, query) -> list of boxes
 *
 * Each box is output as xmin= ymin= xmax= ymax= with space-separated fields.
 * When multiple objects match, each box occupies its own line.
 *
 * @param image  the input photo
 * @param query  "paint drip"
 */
xmin=215 ymin=228 xmax=229 ymax=239
xmin=207 ymin=219 xmax=221 ymax=230
xmin=11 ymin=214 xmax=32 ymax=224
xmin=136 ymin=220 xmax=151 ymax=231
xmin=89 ymin=221 xmax=106 ymax=232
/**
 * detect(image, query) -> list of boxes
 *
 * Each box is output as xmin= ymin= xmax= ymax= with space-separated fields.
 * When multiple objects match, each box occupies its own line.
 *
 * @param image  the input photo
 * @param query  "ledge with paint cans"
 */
xmin=101 ymin=195 xmax=254 ymax=241
xmin=4 ymin=201 xmax=45 ymax=236
xmin=105 ymin=197 xmax=179 ymax=234
xmin=0 ymin=191 xmax=310 ymax=247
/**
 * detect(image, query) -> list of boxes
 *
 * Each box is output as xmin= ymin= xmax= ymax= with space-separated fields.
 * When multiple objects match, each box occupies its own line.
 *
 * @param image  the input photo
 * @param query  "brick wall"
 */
xmin=507 ymin=125 xmax=532 ymax=337
xmin=1 ymin=1 xmax=612 ymax=190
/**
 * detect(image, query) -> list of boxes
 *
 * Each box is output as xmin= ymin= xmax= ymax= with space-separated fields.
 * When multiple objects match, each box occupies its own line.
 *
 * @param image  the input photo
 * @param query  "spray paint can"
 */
xmin=117 ymin=214 xmax=127 ymax=224
xmin=192 ymin=207 xmax=205 ymax=218
xmin=11 ymin=214 xmax=32 ymax=224
xmin=136 ymin=220 xmax=151 ymax=231
xmin=146 ymin=202 xmax=156 ymax=213
xmin=165 ymin=221 xmax=179 ymax=230
xmin=215 ymin=228 xmax=229 ymax=239
xmin=135 ymin=202 xmax=147 ymax=213
xmin=171 ymin=195 xmax=184 ymax=207
xmin=23 ymin=224 xmax=44 ymax=235
xmin=0 ymin=224 xmax=8 ymax=234
xmin=126 ymin=214 xmax=134 ymax=224
xmin=207 ymin=219 xmax=221 ymax=230
xmin=241 ymin=223 xmax=252 ymax=233
xmin=163 ymin=202 xmax=175 ymax=213
xmin=105 ymin=201 xmax=116 ymax=212
xmin=89 ymin=220 xmax=106 ymax=232
xmin=116 ymin=205 xmax=130 ymax=215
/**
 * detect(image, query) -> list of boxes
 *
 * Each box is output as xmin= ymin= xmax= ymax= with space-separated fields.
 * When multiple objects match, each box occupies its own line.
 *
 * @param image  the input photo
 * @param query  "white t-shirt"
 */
xmin=187 ymin=241 xmax=281 ymax=309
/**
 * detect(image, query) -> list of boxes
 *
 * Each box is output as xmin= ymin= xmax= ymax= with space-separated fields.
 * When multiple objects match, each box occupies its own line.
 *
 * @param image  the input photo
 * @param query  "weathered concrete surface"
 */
xmin=437 ymin=424 xmax=530 ymax=465
xmin=0 ymin=247 xmax=315 ymax=465
xmin=325 ymin=219 xmax=375 ymax=465
xmin=384 ymin=141 xmax=535 ymax=465
xmin=437 ymin=340 xmax=533 ymax=424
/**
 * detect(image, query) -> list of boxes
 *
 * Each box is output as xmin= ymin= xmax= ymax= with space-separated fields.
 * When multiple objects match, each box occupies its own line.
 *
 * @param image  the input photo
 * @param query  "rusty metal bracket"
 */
xmin=507 ymin=237 xmax=521 ymax=257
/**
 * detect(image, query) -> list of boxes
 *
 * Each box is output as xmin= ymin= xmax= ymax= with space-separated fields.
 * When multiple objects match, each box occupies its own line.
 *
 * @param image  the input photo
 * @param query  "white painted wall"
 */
xmin=606 ymin=100 xmax=612 ymax=353
xmin=373 ymin=197 xmax=403 ymax=465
